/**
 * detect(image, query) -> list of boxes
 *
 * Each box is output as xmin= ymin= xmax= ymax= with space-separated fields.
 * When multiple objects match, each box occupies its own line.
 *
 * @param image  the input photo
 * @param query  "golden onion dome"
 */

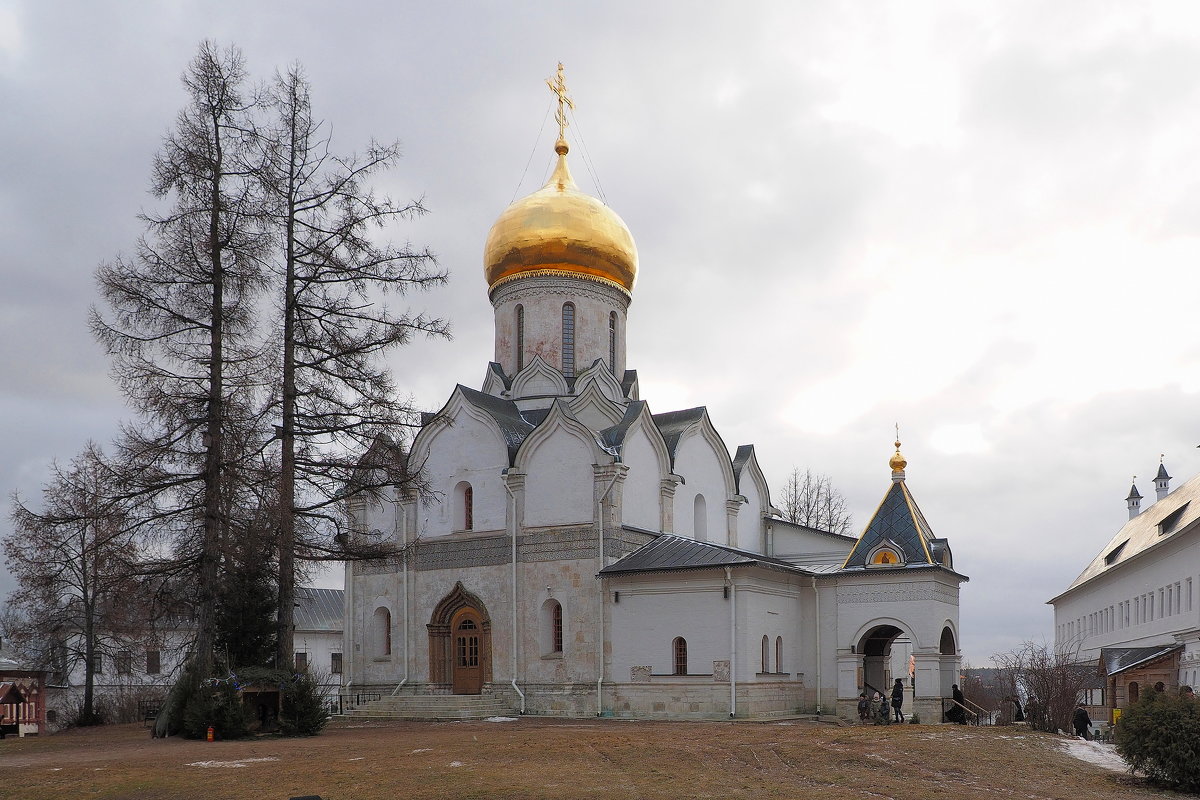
xmin=889 ymin=439 xmax=908 ymax=474
xmin=484 ymin=142 xmax=638 ymax=296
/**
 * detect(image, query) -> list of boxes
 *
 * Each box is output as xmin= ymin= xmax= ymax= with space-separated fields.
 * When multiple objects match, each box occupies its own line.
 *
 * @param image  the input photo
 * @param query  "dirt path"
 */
xmin=0 ymin=719 xmax=1165 ymax=800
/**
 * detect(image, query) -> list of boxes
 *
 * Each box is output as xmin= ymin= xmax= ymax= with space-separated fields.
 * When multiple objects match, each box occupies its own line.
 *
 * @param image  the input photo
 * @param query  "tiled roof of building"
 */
xmin=455 ymin=385 xmax=537 ymax=462
xmin=1100 ymin=645 xmax=1181 ymax=677
xmin=651 ymin=407 xmax=706 ymax=462
xmin=841 ymin=479 xmax=938 ymax=569
xmin=294 ymin=588 xmax=344 ymax=632
xmin=599 ymin=534 xmax=811 ymax=577
xmin=1056 ymin=472 xmax=1200 ymax=598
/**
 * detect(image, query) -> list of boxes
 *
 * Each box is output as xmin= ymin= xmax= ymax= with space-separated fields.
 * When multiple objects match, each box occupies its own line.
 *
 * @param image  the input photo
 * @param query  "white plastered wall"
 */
xmin=672 ymin=430 xmax=733 ymax=543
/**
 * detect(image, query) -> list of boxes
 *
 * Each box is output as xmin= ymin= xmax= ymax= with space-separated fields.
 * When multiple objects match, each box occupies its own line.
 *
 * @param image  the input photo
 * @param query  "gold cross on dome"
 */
xmin=546 ymin=62 xmax=574 ymax=147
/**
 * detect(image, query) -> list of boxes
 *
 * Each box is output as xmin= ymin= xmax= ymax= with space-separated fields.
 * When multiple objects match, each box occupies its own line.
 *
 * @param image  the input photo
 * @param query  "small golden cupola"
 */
xmin=483 ymin=64 xmax=638 ymax=297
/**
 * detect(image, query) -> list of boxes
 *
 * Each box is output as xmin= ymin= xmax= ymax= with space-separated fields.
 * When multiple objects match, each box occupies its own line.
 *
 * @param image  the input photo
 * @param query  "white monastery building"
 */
xmin=1050 ymin=462 xmax=1200 ymax=718
xmin=343 ymin=74 xmax=967 ymax=721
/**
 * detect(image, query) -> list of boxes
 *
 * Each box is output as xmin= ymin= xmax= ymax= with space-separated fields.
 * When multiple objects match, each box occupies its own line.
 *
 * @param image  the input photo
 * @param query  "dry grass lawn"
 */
xmin=0 ymin=717 xmax=1173 ymax=800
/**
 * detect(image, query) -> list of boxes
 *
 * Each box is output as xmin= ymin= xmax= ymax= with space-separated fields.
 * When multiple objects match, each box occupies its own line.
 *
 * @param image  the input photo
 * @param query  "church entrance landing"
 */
xmin=429 ymin=582 xmax=492 ymax=695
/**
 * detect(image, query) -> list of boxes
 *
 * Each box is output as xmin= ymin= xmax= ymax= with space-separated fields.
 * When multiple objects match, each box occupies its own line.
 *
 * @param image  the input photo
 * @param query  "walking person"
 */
xmin=1073 ymin=704 xmax=1092 ymax=740
xmin=891 ymin=678 xmax=905 ymax=722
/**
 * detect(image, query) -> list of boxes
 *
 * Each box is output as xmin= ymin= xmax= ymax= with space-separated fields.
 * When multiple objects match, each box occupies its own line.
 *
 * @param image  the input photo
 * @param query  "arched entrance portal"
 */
xmin=429 ymin=582 xmax=492 ymax=694
xmin=858 ymin=624 xmax=908 ymax=698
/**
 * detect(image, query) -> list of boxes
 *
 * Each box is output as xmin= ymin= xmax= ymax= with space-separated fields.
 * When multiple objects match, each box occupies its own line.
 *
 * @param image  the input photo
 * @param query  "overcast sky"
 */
xmin=4 ymin=1 xmax=1200 ymax=666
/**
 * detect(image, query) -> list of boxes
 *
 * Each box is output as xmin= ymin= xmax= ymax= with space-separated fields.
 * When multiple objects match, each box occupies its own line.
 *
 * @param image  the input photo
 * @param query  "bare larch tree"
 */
xmin=90 ymin=41 xmax=267 ymax=735
xmin=255 ymin=64 xmax=449 ymax=666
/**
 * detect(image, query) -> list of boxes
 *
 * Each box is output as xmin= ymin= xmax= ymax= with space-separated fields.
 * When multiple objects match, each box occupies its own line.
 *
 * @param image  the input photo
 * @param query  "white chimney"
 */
xmin=1126 ymin=480 xmax=1142 ymax=520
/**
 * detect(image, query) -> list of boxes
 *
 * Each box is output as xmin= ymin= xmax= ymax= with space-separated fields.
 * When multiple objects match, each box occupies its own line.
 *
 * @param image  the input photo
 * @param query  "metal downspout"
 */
xmin=727 ymin=566 xmax=737 ymax=717
xmin=505 ymin=477 xmax=526 ymax=713
xmin=597 ymin=471 xmax=621 ymax=716
xmin=392 ymin=502 xmax=409 ymax=696
xmin=812 ymin=576 xmax=822 ymax=715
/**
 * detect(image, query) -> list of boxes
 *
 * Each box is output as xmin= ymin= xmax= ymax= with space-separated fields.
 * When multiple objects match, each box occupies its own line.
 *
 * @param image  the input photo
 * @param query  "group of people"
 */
xmin=857 ymin=678 xmax=907 ymax=725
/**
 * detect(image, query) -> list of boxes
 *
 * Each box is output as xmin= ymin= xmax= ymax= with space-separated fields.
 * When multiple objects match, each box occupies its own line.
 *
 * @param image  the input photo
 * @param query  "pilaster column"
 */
xmin=660 ymin=475 xmax=681 ymax=533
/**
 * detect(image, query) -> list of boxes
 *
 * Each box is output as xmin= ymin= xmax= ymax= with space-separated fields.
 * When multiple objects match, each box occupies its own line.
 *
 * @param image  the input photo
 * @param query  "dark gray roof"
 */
xmin=454 ymin=385 xmax=536 ymax=463
xmin=1156 ymin=462 xmax=1171 ymax=481
xmin=600 ymin=401 xmax=647 ymax=451
xmin=652 ymin=407 xmax=706 ymax=463
xmin=1101 ymin=645 xmax=1181 ymax=677
xmin=599 ymin=534 xmax=812 ymax=577
xmin=1126 ymin=482 xmax=1142 ymax=500
xmin=294 ymin=588 xmax=344 ymax=632
xmin=621 ymin=369 xmax=638 ymax=398
xmin=487 ymin=361 xmax=511 ymax=390
xmin=732 ymin=445 xmax=753 ymax=495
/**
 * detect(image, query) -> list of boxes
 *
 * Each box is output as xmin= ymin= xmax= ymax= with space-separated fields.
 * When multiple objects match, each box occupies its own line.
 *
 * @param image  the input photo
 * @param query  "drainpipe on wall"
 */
xmin=392 ymin=500 xmax=409 ymax=696
xmin=344 ymin=558 xmax=353 ymax=693
xmin=726 ymin=566 xmax=737 ymax=718
xmin=597 ymin=470 xmax=621 ymax=716
xmin=505 ymin=475 xmax=526 ymax=713
xmin=812 ymin=576 xmax=822 ymax=715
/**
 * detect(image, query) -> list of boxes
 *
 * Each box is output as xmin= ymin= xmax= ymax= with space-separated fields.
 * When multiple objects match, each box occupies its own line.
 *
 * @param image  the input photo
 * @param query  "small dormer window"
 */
xmin=1104 ymin=540 xmax=1128 ymax=566
xmin=1159 ymin=502 xmax=1189 ymax=536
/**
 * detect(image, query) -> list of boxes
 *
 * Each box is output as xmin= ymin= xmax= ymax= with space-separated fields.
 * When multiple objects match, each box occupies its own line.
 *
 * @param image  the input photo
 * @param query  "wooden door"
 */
xmin=452 ymin=609 xmax=483 ymax=695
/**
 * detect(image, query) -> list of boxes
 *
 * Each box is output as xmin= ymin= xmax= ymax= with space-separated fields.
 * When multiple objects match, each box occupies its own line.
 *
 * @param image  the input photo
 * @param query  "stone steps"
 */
xmin=338 ymin=693 xmax=516 ymax=721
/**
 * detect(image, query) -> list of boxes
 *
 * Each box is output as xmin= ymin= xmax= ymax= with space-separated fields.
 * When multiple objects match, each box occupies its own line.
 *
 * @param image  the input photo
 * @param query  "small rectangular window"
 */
xmin=331 ymin=652 xmax=343 ymax=674
xmin=295 ymin=652 xmax=308 ymax=671
xmin=146 ymin=650 xmax=161 ymax=675
xmin=117 ymin=650 xmax=132 ymax=675
xmin=90 ymin=655 xmax=102 ymax=675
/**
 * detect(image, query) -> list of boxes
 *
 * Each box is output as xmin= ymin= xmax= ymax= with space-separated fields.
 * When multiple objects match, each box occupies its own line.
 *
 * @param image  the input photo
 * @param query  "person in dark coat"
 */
xmin=891 ymin=678 xmax=905 ymax=722
xmin=946 ymin=684 xmax=966 ymax=724
xmin=1073 ymin=704 xmax=1092 ymax=739
xmin=857 ymin=692 xmax=871 ymax=724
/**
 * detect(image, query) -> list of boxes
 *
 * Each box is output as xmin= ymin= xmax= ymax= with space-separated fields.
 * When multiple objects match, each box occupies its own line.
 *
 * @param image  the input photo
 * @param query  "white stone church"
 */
xmin=343 ymin=86 xmax=966 ymax=721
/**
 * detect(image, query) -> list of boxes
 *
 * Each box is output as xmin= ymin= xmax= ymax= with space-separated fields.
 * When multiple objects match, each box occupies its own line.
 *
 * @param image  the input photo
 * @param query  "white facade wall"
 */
xmin=523 ymin=429 xmax=596 ymax=527
xmin=1053 ymin=529 xmax=1200 ymax=662
xmin=672 ymin=432 xmax=732 ymax=544
xmin=735 ymin=474 xmax=764 ymax=552
xmin=619 ymin=425 xmax=665 ymax=531
xmin=413 ymin=408 xmax=510 ymax=537
xmin=608 ymin=573 xmax=730 ymax=678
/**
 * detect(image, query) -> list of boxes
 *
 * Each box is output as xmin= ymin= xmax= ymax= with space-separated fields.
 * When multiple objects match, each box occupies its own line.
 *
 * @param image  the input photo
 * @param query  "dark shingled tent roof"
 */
xmin=842 ymin=479 xmax=938 ymax=569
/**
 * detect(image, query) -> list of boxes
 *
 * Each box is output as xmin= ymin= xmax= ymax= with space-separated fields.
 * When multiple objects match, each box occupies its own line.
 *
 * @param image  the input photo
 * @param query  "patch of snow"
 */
xmin=187 ymin=757 xmax=280 ymax=769
xmin=1059 ymin=739 xmax=1129 ymax=773
xmin=411 ymin=748 xmax=432 ymax=753
xmin=484 ymin=716 xmax=518 ymax=723
xmin=449 ymin=760 xmax=464 ymax=767
xmin=348 ymin=757 xmax=364 ymax=761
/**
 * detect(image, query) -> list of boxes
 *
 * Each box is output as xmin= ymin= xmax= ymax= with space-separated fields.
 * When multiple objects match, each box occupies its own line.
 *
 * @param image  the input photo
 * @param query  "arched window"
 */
xmin=672 ymin=637 xmax=688 ymax=676
xmin=515 ymin=304 xmax=525 ymax=371
xmin=1129 ymin=681 xmax=1140 ymax=703
xmin=561 ymin=302 xmax=576 ymax=377
xmin=776 ymin=636 xmax=783 ymax=673
xmin=693 ymin=494 xmax=707 ymax=541
xmin=373 ymin=607 xmax=392 ymax=657
xmin=608 ymin=311 xmax=617 ymax=375
xmin=453 ymin=481 xmax=473 ymax=531
xmin=552 ymin=602 xmax=563 ymax=653
xmin=761 ymin=635 xmax=770 ymax=673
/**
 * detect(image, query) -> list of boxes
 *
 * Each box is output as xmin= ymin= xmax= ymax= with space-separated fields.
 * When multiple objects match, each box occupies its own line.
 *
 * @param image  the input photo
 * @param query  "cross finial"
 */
xmin=546 ymin=62 xmax=574 ymax=154
xmin=1161 ymin=453 xmax=1165 ymax=464
xmin=894 ymin=422 xmax=901 ymax=449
